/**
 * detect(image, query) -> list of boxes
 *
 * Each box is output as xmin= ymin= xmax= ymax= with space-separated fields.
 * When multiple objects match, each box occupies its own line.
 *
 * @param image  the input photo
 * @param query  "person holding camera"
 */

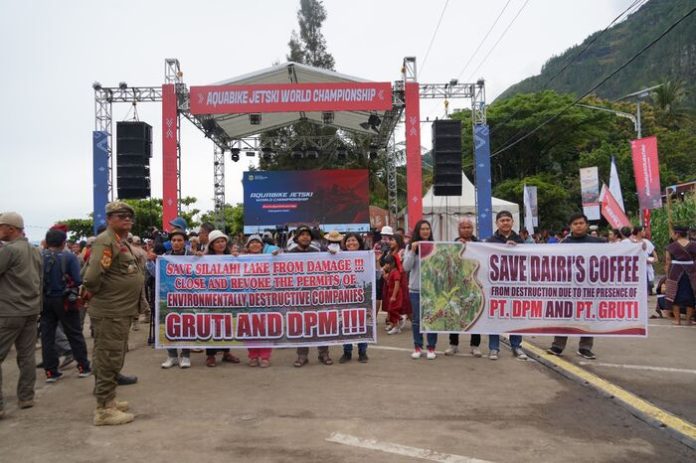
xmin=40 ymin=229 xmax=92 ymax=382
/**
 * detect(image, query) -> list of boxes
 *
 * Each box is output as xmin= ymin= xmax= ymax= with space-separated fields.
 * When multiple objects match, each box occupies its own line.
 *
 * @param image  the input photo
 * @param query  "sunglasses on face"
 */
xmin=112 ymin=213 xmax=134 ymax=221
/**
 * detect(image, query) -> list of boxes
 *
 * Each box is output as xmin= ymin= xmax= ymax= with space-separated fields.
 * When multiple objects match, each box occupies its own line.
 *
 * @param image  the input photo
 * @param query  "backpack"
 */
xmin=42 ymin=250 xmax=78 ymax=300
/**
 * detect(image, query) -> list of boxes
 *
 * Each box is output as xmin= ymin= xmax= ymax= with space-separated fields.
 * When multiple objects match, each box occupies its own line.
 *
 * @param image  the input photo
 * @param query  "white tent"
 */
xmin=419 ymin=173 xmax=520 ymax=241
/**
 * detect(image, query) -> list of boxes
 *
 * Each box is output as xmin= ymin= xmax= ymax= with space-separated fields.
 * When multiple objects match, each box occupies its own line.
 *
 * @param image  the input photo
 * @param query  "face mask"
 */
xmin=328 ymin=243 xmax=340 ymax=252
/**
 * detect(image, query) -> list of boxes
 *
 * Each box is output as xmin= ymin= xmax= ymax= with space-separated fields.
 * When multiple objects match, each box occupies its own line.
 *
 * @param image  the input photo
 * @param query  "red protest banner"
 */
xmin=630 ymin=136 xmax=662 ymax=210
xmin=189 ymin=82 xmax=392 ymax=114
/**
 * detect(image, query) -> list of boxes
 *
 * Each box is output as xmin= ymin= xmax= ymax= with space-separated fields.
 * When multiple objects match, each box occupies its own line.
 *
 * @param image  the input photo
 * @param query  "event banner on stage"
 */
xmin=242 ymin=169 xmax=370 ymax=233
xmin=419 ymin=242 xmax=647 ymax=336
xmin=155 ymin=252 xmax=376 ymax=348
xmin=189 ymin=82 xmax=392 ymax=114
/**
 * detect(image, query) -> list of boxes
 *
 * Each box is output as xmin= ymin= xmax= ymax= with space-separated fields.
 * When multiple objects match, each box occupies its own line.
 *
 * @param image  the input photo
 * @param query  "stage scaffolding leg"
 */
xmin=213 ymin=146 xmax=226 ymax=230
xmin=162 ymin=84 xmax=179 ymax=230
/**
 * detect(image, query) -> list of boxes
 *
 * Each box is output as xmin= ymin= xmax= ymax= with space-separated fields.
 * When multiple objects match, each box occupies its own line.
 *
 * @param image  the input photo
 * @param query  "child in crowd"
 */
xmin=382 ymin=254 xmax=403 ymax=335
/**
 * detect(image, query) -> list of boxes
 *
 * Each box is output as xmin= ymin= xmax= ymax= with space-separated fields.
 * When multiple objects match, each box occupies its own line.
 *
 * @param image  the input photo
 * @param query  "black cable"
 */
xmin=455 ymin=0 xmax=513 ymax=80
xmin=420 ymin=0 xmax=451 ymax=76
xmin=466 ymin=0 xmax=531 ymax=81
xmin=490 ymin=5 xmax=696 ymax=159
xmin=490 ymin=0 xmax=646 ymax=137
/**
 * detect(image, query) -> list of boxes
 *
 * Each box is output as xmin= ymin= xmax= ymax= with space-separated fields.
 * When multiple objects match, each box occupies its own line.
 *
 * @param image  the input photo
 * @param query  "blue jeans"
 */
xmin=343 ymin=343 xmax=367 ymax=355
xmin=409 ymin=292 xmax=438 ymax=349
xmin=488 ymin=334 xmax=522 ymax=351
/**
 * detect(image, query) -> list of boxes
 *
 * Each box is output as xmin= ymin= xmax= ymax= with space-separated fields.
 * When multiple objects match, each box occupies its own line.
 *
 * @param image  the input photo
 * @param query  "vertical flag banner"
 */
xmin=405 ymin=82 xmax=423 ymax=229
xmin=600 ymin=184 xmax=631 ymax=229
xmin=609 ymin=156 xmax=625 ymax=212
xmin=473 ymin=124 xmax=493 ymax=239
xmin=523 ymin=185 xmax=535 ymax=235
xmin=92 ymin=131 xmax=109 ymax=235
xmin=579 ymin=167 xmax=600 ymax=220
xmin=162 ymin=84 xmax=178 ymax=231
xmin=630 ymin=136 xmax=662 ymax=210
xmin=528 ymin=185 xmax=538 ymax=227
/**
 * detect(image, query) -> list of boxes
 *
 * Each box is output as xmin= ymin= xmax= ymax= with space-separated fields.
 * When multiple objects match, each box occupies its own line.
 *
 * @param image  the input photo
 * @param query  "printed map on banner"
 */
xmin=419 ymin=242 xmax=647 ymax=336
xmin=155 ymin=252 xmax=376 ymax=348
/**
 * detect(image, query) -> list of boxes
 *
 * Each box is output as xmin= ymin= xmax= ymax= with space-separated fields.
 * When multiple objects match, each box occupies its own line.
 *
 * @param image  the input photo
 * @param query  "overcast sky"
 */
xmin=0 ymin=0 xmax=635 ymax=241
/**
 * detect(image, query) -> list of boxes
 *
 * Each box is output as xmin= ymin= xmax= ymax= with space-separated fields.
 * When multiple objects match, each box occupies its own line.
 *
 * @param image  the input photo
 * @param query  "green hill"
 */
xmin=497 ymin=0 xmax=696 ymax=106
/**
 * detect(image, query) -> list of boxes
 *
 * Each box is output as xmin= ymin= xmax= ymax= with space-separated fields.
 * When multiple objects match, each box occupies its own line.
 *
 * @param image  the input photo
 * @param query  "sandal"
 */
xmin=293 ymin=355 xmax=308 ymax=368
xmin=318 ymin=354 xmax=333 ymax=365
xmin=248 ymin=358 xmax=259 ymax=367
xmin=259 ymin=359 xmax=270 ymax=368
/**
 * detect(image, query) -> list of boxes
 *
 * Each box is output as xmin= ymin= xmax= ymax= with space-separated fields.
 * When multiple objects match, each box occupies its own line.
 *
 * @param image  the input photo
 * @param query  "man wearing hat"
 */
xmin=83 ymin=201 xmax=144 ymax=426
xmin=290 ymin=225 xmax=331 ymax=367
xmin=0 ymin=212 xmax=42 ymax=418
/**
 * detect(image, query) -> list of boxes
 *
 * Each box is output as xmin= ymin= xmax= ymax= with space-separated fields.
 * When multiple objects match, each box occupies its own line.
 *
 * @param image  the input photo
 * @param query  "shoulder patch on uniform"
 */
xmin=101 ymin=247 xmax=112 ymax=269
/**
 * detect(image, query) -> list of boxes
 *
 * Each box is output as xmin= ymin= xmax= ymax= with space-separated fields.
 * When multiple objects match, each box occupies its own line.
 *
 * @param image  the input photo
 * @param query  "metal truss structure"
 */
xmin=94 ymin=57 xmax=484 ymax=225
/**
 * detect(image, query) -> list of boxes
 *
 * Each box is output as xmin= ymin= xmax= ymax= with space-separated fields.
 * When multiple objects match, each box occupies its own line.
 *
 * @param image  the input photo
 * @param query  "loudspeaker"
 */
xmin=116 ymin=121 xmax=152 ymax=199
xmin=432 ymin=120 xmax=462 ymax=196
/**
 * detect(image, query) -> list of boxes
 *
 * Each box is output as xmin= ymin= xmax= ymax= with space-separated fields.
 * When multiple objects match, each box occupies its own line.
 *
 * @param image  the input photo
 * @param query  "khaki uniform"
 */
xmin=83 ymin=229 xmax=143 ymax=407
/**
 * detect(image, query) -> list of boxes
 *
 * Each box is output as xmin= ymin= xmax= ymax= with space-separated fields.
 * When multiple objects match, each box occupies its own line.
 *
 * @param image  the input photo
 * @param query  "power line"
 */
xmin=455 ymin=0 xmax=513 ymax=80
xmin=489 ymin=0 xmax=646 ymax=138
xmin=420 ymin=0 xmax=451 ymax=76
xmin=466 ymin=0 xmax=531 ymax=81
xmin=489 ymin=5 xmax=696 ymax=159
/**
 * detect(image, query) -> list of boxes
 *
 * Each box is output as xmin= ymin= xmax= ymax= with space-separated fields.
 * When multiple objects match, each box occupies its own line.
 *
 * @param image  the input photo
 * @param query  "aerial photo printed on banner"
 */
xmin=155 ymin=251 xmax=376 ymax=349
xmin=242 ymin=169 xmax=370 ymax=233
xmin=419 ymin=242 xmax=648 ymax=336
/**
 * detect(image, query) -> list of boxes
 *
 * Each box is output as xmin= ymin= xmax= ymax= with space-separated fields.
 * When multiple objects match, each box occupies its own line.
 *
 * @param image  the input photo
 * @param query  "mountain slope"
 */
xmin=497 ymin=0 xmax=696 ymax=106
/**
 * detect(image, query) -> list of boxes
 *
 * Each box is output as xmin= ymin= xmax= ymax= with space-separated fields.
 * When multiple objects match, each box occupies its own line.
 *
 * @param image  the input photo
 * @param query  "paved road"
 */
xmin=0 ymin=313 xmax=694 ymax=463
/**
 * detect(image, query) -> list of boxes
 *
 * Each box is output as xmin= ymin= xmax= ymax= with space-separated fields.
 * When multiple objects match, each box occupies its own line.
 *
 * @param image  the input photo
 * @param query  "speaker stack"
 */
xmin=432 ymin=119 xmax=462 ymax=196
xmin=116 ymin=121 xmax=152 ymax=199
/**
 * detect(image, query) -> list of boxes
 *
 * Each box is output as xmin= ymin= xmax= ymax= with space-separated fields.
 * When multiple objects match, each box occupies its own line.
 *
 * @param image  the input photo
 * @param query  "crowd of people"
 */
xmin=0 ymin=204 xmax=695 ymax=426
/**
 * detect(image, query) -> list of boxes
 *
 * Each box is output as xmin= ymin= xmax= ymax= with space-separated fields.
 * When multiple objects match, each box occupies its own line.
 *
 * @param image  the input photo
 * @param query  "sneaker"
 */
xmin=577 ymin=349 xmax=596 ymax=360
xmin=338 ymin=353 xmax=352 ymax=364
xmin=488 ymin=350 xmax=499 ymax=360
xmin=179 ymin=357 xmax=191 ymax=369
xmin=387 ymin=326 xmax=401 ymax=335
xmin=411 ymin=347 xmax=423 ymax=359
xmin=77 ymin=365 xmax=93 ymax=378
xmin=398 ymin=315 xmax=407 ymax=329
xmin=512 ymin=347 xmax=528 ymax=360
xmin=546 ymin=346 xmax=563 ymax=356
xmin=426 ymin=348 xmax=437 ymax=360
xmin=358 ymin=353 xmax=368 ymax=363
xmin=59 ymin=353 xmax=75 ymax=370
xmin=206 ymin=355 xmax=217 ymax=367
xmin=161 ymin=357 xmax=178 ymax=369
xmin=45 ymin=370 xmax=63 ymax=383
xmin=444 ymin=345 xmax=459 ymax=356
xmin=385 ymin=323 xmax=393 ymax=332
xmin=471 ymin=347 xmax=482 ymax=357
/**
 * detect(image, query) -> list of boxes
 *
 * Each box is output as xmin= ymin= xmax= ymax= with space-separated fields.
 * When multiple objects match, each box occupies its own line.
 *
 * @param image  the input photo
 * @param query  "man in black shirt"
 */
xmin=485 ymin=211 xmax=527 ymax=360
xmin=547 ymin=213 xmax=603 ymax=359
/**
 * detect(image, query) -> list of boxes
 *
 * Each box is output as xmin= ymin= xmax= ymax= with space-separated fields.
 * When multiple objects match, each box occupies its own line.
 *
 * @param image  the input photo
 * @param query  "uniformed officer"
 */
xmin=83 ymin=201 xmax=143 ymax=426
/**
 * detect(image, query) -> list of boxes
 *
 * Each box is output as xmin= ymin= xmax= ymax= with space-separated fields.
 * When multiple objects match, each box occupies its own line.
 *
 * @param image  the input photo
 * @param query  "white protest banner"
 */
xmin=419 ymin=242 xmax=647 ymax=336
xmin=155 ymin=252 xmax=376 ymax=348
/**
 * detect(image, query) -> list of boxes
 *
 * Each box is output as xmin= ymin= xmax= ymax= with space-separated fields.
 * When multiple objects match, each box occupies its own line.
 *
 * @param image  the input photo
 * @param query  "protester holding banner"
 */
xmin=244 ymin=234 xmax=278 ymax=368
xmin=382 ymin=254 xmax=404 ymax=335
xmin=403 ymin=220 xmax=438 ymax=360
xmin=547 ymin=213 xmax=604 ymax=359
xmin=161 ymin=229 xmax=192 ymax=369
xmin=338 ymin=232 xmax=369 ymax=363
xmin=204 ymin=230 xmax=241 ymax=367
xmin=291 ymin=225 xmax=333 ymax=367
xmin=664 ymin=226 xmax=696 ymax=325
xmin=485 ymin=211 xmax=527 ymax=361
xmin=445 ymin=218 xmax=482 ymax=358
